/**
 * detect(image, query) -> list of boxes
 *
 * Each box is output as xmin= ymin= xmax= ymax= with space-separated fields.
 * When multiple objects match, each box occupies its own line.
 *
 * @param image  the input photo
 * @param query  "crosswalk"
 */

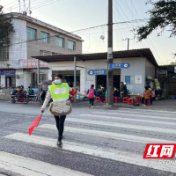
xmin=2 ymin=108 xmax=176 ymax=175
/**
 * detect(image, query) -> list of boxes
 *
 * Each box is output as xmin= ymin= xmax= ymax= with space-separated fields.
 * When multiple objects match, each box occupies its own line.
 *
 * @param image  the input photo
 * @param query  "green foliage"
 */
xmin=0 ymin=6 xmax=14 ymax=47
xmin=136 ymin=0 xmax=176 ymax=41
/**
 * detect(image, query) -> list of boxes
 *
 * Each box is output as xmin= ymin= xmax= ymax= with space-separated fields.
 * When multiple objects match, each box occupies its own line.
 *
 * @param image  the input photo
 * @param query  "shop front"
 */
xmin=17 ymin=59 xmax=49 ymax=89
xmin=34 ymin=49 xmax=158 ymax=95
xmin=0 ymin=69 xmax=16 ymax=88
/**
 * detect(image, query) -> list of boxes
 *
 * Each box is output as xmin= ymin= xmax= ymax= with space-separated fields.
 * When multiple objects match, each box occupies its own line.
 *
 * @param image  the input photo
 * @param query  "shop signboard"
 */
xmin=0 ymin=69 xmax=16 ymax=75
xmin=87 ymin=69 xmax=106 ymax=75
xmin=109 ymin=63 xmax=130 ymax=69
xmin=19 ymin=59 xmax=48 ymax=68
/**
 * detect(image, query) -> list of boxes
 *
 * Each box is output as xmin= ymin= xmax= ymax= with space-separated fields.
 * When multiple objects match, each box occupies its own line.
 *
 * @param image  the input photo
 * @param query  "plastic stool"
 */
xmin=123 ymin=97 xmax=128 ymax=103
xmin=137 ymin=96 xmax=142 ymax=103
xmin=147 ymin=99 xmax=152 ymax=105
xmin=70 ymin=97 xmax=75 ymax=103
xmin=114 ymin=97 xmax=119 ymax=103
xmin=128 ymin=98 xmax=135 ymax=105
xmin=104 ymin=97 xmax=107 ymax=103
xmin=95 ymin=97 xmax=101 ymax=103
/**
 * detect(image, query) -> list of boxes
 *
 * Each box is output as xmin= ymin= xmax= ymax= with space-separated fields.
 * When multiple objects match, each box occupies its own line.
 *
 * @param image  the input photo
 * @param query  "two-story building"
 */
xmin=0 ymin=12 xmax=82 ymax=89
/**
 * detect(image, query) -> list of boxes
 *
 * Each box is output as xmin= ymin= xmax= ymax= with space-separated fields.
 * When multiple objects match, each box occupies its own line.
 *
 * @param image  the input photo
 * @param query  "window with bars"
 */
xmin=27 ymin=27 xmax=37 ymax=40
xmin=56 ymin=37 xmax=64 ymax=47
xmin=68 ymin=40 xmax=76 ymax=50
xmin=0 ymin=47 xmax=9 ymax=61
xmin=41 ymin=32 xmax=49 ymax=43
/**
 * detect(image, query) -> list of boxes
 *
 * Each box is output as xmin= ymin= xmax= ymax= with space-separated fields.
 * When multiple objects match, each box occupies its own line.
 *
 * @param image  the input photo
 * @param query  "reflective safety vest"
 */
xmin=49 ymin=83 xmax=69 ymax=100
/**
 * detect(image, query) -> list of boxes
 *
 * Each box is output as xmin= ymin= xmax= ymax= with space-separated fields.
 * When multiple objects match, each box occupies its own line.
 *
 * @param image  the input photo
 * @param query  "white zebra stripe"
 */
xmin=39 ymin=124 xmax=175 ymax=144
xmin=4 ymin=133 xmax=176 ymax=174
xmin=115 ymin=108 xmax=176 ymax=114
xmin=0 ymin=152 xmax=92 ymax=176
xmin=79 ymin=114 xmax=176 ymax=126
xmin=93 ymin=111 xmax=176 ymax=121
xmin=66 ymin=118 xmax=176 ymax=135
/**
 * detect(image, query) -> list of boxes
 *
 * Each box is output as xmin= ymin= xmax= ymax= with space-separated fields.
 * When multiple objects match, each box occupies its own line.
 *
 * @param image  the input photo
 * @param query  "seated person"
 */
xmin=16 ymin=88 xmax=25 ymax=101
xmin=11 ymin=87 xmax=17 ymax=95
xmin=113 ymin=87 xmax=119 ymax=97
xmin=27 ymin=86 xmax=34 ymax=95
xmin=142 ymin=86 xmax=151 ymax=106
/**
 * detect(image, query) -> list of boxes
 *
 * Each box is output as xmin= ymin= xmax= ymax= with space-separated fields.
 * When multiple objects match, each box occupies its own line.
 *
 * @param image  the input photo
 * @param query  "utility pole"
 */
xmin=107 ymin=0 xmax=113 ymax=106
xmin=122 ymin=38 xmax=134 ymax=50
xmin=18 ymin=0 xmax=21 ymax=13
xmin=127 ymin=38 xmax=129 ymax=50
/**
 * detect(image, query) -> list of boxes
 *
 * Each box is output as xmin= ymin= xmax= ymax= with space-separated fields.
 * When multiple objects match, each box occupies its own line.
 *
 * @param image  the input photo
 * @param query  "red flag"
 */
xmin=69 ymin=88 xmax=77 ymax=96
xmin=29 ymin=114 xmax=42 ymax=136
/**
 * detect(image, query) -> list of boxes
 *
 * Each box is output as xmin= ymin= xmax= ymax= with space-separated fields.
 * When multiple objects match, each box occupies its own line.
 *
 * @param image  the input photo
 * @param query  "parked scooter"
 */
xmin=11 ymin=91 xmax=29 ymax=104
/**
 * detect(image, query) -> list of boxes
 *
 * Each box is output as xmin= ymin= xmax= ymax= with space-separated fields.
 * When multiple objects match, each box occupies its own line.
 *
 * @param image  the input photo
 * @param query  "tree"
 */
xmin=0 ymin=5 xmax=14 ymax=47
xmin=136 ymin=0 xmax=176 ymax=41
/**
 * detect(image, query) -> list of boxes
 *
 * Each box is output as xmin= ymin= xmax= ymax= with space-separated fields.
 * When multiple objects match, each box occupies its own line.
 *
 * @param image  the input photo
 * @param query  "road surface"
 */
xmin=0 ymin=101 xmax=176 ymax=176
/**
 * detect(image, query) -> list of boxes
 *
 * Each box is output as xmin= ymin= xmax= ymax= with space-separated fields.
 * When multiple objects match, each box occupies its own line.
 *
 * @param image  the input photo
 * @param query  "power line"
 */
xmin=130 ymin=0 xmax=163 ymax=65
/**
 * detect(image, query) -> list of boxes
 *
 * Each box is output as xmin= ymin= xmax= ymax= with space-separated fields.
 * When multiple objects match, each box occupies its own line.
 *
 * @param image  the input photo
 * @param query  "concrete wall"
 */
xmin=48 ymin=57 xmax=148 ymax=95
xmin=120 ymin=58 xmax=145 ymax=95
xmin=145 ymin=58 xmax=155 ymax=79
xmin=9 ymin=19 xmax=27 ymax=67
xmin=27 ymin=22 xmax=82 ymax=60
xmin=0 ymin=89 xmax=11 ymax=100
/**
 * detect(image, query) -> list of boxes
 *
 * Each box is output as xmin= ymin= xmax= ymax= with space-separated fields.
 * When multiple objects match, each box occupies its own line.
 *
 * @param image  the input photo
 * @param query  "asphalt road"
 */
xmin=0 ymin=100 xmax=176 ymax=176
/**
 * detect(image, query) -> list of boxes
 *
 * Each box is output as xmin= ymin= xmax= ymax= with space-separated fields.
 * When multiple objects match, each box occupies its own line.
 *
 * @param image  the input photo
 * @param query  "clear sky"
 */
xmin=1 ymin=0 xmax=176 ymax=65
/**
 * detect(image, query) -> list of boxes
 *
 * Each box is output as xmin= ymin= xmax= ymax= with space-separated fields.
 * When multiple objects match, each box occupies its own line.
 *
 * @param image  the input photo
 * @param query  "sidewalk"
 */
xmin=2 ymin=99 xmax=176 ymax=112
xmin=93 ymin=99 xmax=176 ymax=111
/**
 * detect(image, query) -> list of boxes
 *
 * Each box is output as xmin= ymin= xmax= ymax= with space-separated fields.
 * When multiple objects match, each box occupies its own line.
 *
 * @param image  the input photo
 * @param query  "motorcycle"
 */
xmin=11 ymin=91 xmax=29 ymax=104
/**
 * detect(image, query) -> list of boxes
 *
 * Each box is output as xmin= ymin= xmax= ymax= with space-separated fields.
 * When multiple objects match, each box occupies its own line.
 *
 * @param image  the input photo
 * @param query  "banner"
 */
xmin=19 ymin=59 xmax=48 ymax=68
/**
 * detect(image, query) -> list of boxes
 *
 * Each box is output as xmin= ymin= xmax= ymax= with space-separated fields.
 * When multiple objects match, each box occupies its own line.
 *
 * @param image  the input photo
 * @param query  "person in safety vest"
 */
xmin=41 ymin=74 xmax=86 ymax=146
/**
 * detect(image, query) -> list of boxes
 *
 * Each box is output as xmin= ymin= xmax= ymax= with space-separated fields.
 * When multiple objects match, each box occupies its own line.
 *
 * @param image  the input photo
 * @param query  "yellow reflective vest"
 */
xmin=49 ymin=83 xmax=69 ymax=100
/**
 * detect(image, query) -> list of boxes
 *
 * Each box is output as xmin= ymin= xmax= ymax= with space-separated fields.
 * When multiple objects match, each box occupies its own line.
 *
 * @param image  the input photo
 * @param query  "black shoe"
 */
xmin=57 ymin=139 xmax=62 ymax=146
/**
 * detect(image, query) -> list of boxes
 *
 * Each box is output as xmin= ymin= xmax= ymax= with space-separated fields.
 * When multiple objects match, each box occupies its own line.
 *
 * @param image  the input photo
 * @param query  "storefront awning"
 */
xmin=32 ymin=48 xmax=158 ymax=67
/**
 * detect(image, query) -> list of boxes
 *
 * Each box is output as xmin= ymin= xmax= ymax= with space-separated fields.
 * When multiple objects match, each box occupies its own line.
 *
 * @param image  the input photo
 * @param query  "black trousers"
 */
xmin=142 ymin=98 xmax=148 ymax=105
xmin=89 ymin=98 xmax=94 ymax=106
xmin=54 ymin=115 xmax=66 ymax=139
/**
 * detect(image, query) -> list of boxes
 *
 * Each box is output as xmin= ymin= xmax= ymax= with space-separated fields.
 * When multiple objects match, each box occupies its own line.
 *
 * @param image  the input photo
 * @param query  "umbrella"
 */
xmin=39 ymin=80 xmax=52 ymax=86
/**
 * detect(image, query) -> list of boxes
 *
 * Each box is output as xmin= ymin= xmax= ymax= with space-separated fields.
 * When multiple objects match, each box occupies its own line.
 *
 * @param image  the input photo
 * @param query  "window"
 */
xmin=0 ymin=47 xmax=9 ymax=61
xmin=56 ymin=37 xmax=64 ymax=47
xmin=68 ymin=40 xmax=76 ymax=50
xmin=27 ymin=27 xmax=37 ymax=40
xmin=41 ymin=32 xmax=49 ymax=43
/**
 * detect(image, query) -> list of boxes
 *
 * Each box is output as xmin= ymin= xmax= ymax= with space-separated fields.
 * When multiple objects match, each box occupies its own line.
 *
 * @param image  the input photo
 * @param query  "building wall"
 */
xmin=9 ymin=19 xmax=27 ymax=67
xmin=48 ymin=57 xmax=150 ymax=95
xmin=120 ymin=58 xmax=146 ymax=95
xmin=27 ymin=22 xmax=82 ymax=60
xmin=145 ymin=58 xmax=155 ymax=79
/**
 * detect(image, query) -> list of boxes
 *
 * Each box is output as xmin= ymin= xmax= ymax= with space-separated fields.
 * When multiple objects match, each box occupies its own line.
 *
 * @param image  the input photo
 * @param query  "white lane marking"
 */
xmin=66 ymin=118 xmax=176 ymax=135
xmin=5 ymin=133 xmax=176 ymax=174
xmin=0 ymin=152 xmax=93 ymax=176
xmin=80 ymin=114 xmax=176 ymax=126
xmin=93 ymin=111 xmax=176 ymax=121
xmin=39 ymin=124 xmax=175 ymax=144
xmin=116 ymin=108 xmax=176 ymax=114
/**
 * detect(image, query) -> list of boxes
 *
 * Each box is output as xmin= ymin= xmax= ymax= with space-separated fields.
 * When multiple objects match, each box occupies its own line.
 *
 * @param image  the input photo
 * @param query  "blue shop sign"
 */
xmin=88 ymin=69 xmax=106 ymax=75
xmin=109 ymin=63 xmax=130 ymax=69
xmin=0 ymin=69 xmax=16 ymax=75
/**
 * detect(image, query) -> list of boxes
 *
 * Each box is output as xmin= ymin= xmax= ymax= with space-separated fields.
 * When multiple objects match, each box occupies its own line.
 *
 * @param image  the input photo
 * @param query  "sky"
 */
xmin=1 ymin=0 xmax=176 ymax=65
